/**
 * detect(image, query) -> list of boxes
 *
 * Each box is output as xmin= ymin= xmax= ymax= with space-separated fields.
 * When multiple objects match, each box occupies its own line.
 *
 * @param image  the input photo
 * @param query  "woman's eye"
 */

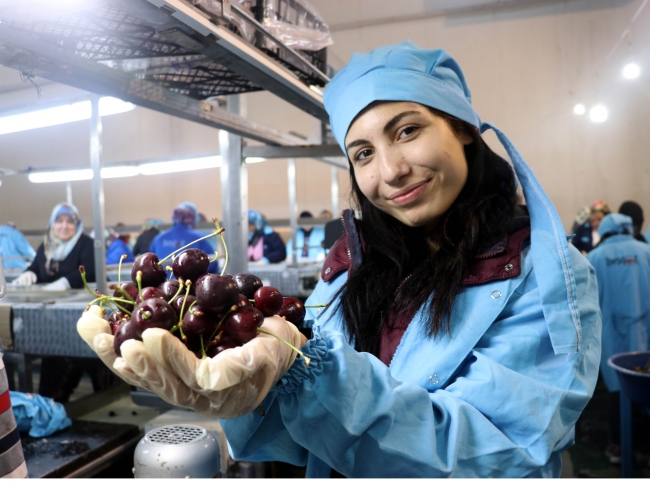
xmin=356 ymin=149 xmax=373 ymax=161
xmin=399 ymin=126 xmax=417 ymax=139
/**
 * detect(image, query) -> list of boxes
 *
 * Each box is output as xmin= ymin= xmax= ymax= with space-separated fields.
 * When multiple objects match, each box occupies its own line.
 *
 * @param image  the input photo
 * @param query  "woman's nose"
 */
xmin=378 ymin=150 xmax=410 ymax=185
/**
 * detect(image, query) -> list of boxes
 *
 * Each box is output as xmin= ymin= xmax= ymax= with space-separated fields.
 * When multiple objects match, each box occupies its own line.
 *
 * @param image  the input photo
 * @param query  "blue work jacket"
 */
xmin=106 ymin=239 xmax=135 ymax=265
xmin=0 ymin=225 xmax=36 ymax=270
xmin=149 ymin=223 xmax=219 ymax=274
xmin=286 ymin=227 xmax=326 ymax=261
xmin=587 ymin=232 xmax=650 ymax=392
xmin=220 ymin=221 xmax=602 ymax=477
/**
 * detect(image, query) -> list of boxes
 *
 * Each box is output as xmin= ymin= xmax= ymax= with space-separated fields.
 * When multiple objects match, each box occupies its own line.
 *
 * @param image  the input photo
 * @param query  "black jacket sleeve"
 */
xmin=263 ymin=232 xmax=287 ymax=263
xmin=63 ymin=235 xmax=96 ymax=288
xmin=26 ymin=244 xmax=47 ymax=283
xmin=27 ymin=236 xmax=95 ymax=287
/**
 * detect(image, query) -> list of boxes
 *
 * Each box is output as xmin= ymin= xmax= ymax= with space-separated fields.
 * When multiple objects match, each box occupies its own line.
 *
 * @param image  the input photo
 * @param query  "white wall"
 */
xmin=0 ymin=0 xmax=648 ymax=241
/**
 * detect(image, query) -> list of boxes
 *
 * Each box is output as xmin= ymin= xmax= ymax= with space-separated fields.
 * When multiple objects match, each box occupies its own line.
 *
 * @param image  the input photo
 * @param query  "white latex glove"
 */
xmin=77 ymin=307 xmax=307 ymax=418
xmin=42 ymin=277 xmax=71 ymax=292
xmin=10 ymin=270 xmax=37 ymax=287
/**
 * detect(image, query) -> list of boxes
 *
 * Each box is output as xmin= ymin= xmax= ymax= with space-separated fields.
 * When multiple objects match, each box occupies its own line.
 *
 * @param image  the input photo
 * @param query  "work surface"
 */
xmin=22 ymin=420 xmax=141 ymax=478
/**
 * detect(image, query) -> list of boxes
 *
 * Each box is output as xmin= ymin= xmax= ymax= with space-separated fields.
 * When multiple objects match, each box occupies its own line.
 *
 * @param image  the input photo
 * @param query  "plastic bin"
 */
xmin=607 ymin=351 xmax=650 ymax=406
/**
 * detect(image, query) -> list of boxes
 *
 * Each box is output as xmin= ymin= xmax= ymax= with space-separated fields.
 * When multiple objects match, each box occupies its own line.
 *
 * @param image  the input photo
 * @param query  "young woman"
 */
xmin=78 ymin=42 xmax=601 ymax=477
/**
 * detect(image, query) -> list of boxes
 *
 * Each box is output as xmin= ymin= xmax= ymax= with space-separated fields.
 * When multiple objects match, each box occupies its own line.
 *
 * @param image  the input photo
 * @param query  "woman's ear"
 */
xmin=459 ymin=131 xmax=473 ymax=146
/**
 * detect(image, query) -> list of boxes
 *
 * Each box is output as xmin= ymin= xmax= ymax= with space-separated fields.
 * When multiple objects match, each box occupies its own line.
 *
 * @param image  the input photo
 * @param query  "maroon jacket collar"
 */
xmin=321 ymin=209 xmax=531 ymax=286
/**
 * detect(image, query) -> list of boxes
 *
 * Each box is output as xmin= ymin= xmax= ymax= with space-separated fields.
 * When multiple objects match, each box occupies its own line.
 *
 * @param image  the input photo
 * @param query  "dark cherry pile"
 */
xmin=82 ymin=238 xmax=307 ymax=360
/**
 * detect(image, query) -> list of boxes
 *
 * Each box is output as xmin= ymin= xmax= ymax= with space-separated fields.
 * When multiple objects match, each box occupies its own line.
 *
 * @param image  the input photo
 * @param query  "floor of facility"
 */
xmin=11 ymin=360 xmax=650 ymax=478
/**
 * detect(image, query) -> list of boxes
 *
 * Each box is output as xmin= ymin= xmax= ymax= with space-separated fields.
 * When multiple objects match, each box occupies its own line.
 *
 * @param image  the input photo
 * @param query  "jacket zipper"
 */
xmin=341 ymin=213 xmax=352 ymax=262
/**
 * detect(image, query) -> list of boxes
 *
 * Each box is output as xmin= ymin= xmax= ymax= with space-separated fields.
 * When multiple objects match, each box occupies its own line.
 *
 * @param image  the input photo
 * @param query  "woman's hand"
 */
xmin=77 ymin=307 xmax=306 ymax=418
xmin=10 ymin=271 xmax=37 ymax=287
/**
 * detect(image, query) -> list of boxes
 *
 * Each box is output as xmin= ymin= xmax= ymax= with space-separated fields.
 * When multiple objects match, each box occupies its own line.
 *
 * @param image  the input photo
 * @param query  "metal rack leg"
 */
xmin=620 ymin=391 xmax=633 ymax=478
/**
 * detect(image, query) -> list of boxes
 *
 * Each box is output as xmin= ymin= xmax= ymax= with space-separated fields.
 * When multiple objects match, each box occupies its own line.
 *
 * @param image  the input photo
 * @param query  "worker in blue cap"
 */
xmin=77 ymin=42 xmax=601 ymax=478
xmin=247 ymin=209 xmax=286 ymax=263
xmin=587 ymin=213 xmax=650 ymax=464
xmin=149 ymin=202 xmax=219 ymax=275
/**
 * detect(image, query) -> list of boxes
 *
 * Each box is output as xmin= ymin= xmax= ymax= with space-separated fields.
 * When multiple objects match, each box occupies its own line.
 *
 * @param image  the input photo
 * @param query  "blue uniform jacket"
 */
xmin=0 ymin=225 xmax=36 ymax=270
xmin=220 ymin=212 xmax=602 ymax=478
xmin=286 ymin=227 xmax=326 ymax=260
xmin=149 ymin=223 xmax=219 ymax=274
xmin=587 ymin=216 xmax=650 ymax=392
xmin=106 ymin=239 xmax=135 ymax=265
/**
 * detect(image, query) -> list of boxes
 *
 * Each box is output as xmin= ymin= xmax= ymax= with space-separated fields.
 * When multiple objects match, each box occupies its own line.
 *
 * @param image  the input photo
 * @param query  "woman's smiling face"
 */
xmin=345 ymin=102 xmax=471 ymax=230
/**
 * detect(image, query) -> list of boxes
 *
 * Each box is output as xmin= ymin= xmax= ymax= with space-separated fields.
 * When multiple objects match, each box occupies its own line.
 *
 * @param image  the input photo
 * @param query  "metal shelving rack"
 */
xmin=0 ymin=0 xmax=345 ymax=286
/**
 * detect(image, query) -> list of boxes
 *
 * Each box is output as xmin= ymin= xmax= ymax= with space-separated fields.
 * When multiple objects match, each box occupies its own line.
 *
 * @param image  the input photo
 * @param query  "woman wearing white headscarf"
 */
xmin=12 ymin=203 xmax=117 ymax=402
xmin=12 ymin=203 xmax=95 ymax=291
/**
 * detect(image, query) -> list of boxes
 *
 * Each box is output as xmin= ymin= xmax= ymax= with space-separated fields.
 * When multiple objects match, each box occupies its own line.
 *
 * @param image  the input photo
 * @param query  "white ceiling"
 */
xmin=309 ymin=0 xmax=543 ymax=31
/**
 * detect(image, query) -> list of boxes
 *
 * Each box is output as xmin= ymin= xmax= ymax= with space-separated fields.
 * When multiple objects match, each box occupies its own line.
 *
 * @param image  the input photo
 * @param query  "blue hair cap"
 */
xmin=598 ymin=213 xmax=634 ymax=237
xmin=324 ymin=40 xmax=481 ymax=154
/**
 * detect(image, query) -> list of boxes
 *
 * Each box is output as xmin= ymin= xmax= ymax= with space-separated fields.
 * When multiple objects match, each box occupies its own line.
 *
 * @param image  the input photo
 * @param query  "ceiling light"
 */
xmin=622 ymin=62 xmax=640 ymax=79
xmin=0 ymin=97 xmax=135 ymax=136
xmin=100 ymin=165 xmax=140 ymax=178
xmin=589 ymin=104 xmax=608 ymax=123
xmin=573 ymin=104 xmax=586 ymax=115
xmin=138 ymin=155 xmax=222 ymax=175
xmin=28 ymin=169 xmax=93 ymax=183
xmin=245 ymin=157 xmax=267 ymax=164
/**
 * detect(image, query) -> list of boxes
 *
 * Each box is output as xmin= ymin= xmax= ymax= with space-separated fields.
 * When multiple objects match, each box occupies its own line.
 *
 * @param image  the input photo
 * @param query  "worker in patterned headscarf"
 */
xmin=11 ymin=203 xmax=95 ymax=291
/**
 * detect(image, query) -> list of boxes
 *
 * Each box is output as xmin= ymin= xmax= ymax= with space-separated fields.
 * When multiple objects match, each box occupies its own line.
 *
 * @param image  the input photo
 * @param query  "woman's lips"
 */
xmin=389 ymin=181 xmax=428 ymax=206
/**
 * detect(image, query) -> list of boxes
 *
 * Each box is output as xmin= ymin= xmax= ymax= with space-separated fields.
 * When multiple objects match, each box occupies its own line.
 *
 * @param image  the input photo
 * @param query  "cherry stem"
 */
xmin=304 ymin=304 xmax=328 ymax=308
xmin=208 ymin=305 xmax=237 ymax=342
xmin=158 ymin=229 xmax=224 ymax=266
xmin=141 ymin=310 xmax=152 ymax=320
xmin=189 ymin=301 xmax=202 ymax=316
xmin=213 ymin=218 xmax=229 ymax=276
xmin=257 ymin=328 xmax=310 ymax=367
xmin=78 ymin=266 xmax=97 ymax=298
xmin=165 ymin=266 xmax=174 ymax=280
xmin=86 ymin=296 xmax=132 ymax=316
xmin=177 ymin=280 xmax=193 ymax=329
xmin=136 ymin=270 xmax=143 ymax=301
xmin=118 ymin=254 xmax=127 ymax=285
xmin=110 ymin=284 xmax=135 ymax=303
xmin=168 ymin=279 xmax=185 ymax=305
xmin=200 ymin=335 xmax=207 ymax=359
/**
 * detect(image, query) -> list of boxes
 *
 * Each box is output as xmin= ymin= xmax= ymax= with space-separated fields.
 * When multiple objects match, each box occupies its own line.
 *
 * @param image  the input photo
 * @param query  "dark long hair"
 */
xmin=336 ymin=108 xmax=519 ymax=354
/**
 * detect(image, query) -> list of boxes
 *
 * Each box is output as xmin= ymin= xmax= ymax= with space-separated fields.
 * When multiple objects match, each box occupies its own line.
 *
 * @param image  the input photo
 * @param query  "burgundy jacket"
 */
xmin=320 ymin=208 xmax=532 ymax=365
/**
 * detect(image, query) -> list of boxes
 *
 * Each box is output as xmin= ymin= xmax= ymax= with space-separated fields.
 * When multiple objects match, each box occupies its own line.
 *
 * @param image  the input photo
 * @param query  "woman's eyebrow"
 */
xmin=346 ymin=110 xmax=422 ymax=152
xmin=383 ymin=110 xmax=421 ymax=135
xmin=345 ymin=138 xmax=370 ymax=151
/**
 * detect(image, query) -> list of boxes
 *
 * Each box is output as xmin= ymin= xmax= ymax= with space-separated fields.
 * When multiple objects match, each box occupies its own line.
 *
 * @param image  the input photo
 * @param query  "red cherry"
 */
xmin=195 ymin=274 xmax=239 ymax=315
xmin=113 ymin=320 xmax=140 ymax=357
xmin=254 ymin=286 xmax=283 ymax=316
xmin=132 ymin=253 xmax=167 ymax=288
xmin=222 ymin=306 xmax=264 ymax=344
xmin=172 ymin=249 xmax=210 ymax=284
xmin=136 ymin=286 xmax=166 ymax=305
xmin=277 ymin=297 xmax=306 ymax=325
xmin=131 ymin=298 xmax=177 ymax=338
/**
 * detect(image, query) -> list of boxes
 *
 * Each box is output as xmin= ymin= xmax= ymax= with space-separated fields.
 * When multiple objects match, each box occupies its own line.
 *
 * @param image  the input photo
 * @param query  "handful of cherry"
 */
xmin=80 ymin=219 xmax=309 ymax=363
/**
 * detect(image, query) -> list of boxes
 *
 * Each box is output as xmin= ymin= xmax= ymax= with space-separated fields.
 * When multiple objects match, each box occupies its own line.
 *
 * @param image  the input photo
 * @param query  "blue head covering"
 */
xmin=324 ymin=41 xmax=583 ymax=354
xmin=598 ymin=213 xmax=633 ymax=238
xmin=44 ymin=203 xmax=84 ymax=274
xmin=172 ymin=202 xmax=199 ymax=228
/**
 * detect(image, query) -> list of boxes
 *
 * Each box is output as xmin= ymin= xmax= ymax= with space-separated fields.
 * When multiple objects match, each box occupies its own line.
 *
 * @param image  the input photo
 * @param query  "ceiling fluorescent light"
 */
xmin=245 ymin=157 xmax=267 ymax=164
xmin=101 ymin=165 xmax=140 ymax=178
xmin=28 ymin=169 xmax=93 ymax=183
xmin=138 ymin=155 xmax=222 ymax=175
xmin=0 ymin=97 xmax=135 ymax=136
